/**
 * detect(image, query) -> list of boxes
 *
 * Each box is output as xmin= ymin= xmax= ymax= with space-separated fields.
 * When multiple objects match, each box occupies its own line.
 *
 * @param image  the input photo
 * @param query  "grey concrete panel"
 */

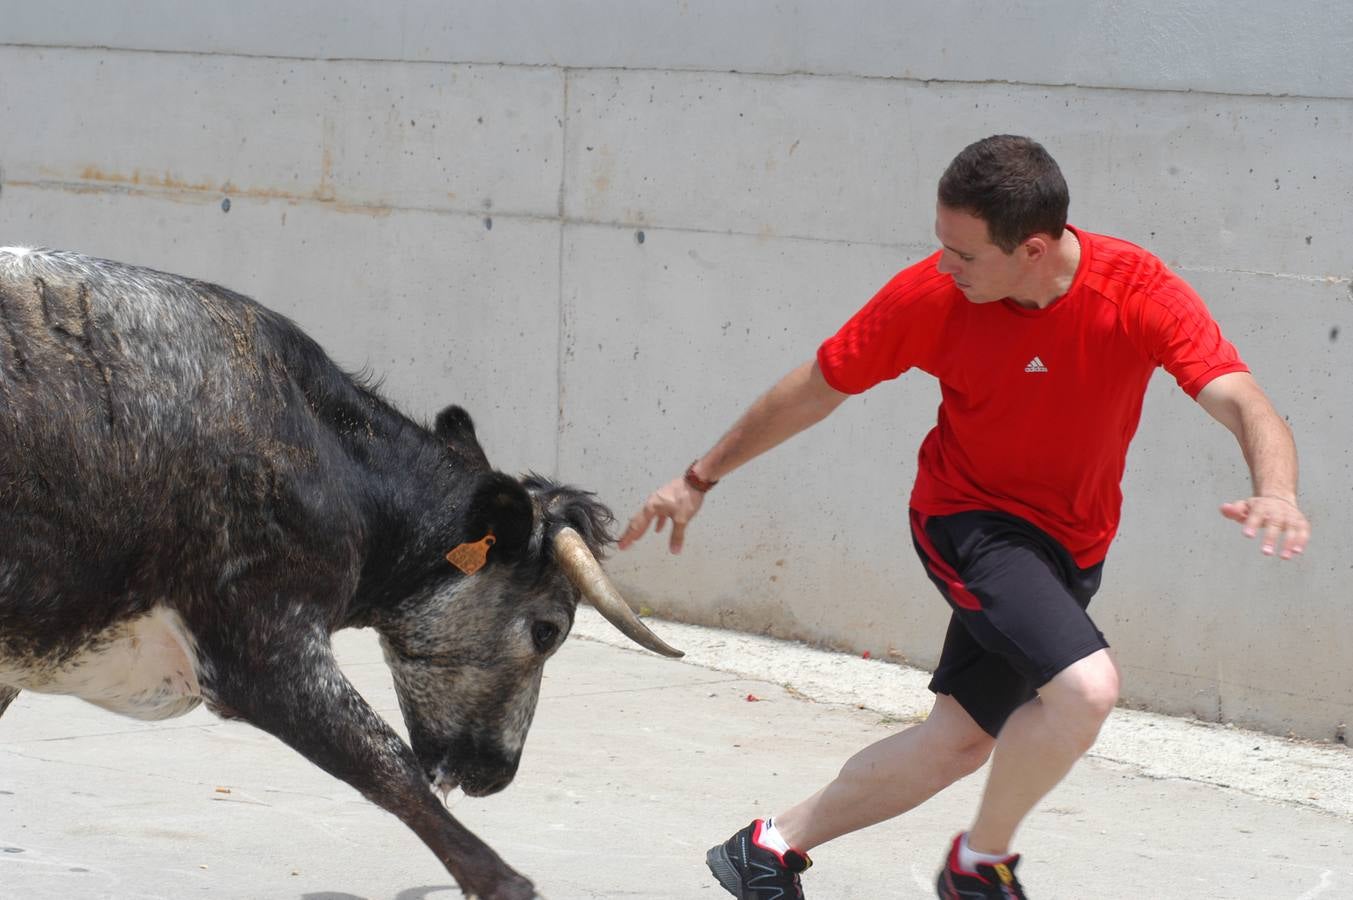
xmin=0 ymin=184 xmax=562 ymax=475
xmin=0 ymin=46 xmax=563 ymax=218
xmin=4 ymin=0 xmax=1351 ymax=98
xmin=1109 ymin=269 xmax=1353 ymax=738
xmin=558 ymin=223 xmax=947 ymax=664
xmin=1 ymin=16 xmax=1348 ymax=740
xmin=564 ymin=68 xmax=1352 ymax=278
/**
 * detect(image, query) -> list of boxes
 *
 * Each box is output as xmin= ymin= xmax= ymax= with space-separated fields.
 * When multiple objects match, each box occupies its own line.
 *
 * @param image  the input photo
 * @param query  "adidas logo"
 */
xmin=1024 ymin=356 xmax=1048 ymax=373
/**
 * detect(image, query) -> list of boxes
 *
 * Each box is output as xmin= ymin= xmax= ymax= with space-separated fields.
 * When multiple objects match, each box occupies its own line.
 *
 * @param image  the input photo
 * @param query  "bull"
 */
xmin=0 ymin=246 xmax=681 ymax=900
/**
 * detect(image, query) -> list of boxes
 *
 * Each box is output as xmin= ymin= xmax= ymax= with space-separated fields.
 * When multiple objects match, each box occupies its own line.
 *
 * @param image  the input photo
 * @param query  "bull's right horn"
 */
xmin=553 ymin=527 xmax=684 ymax=658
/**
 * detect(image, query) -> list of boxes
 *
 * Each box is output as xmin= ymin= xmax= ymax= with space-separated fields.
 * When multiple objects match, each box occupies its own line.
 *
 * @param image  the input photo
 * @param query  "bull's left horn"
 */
xmin=553 ymin=527 xmax=684 ymax=658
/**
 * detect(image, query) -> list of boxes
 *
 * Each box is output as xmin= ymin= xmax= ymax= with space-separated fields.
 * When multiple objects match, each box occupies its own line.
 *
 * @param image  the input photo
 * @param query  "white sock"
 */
xmin=756 ymin=818 xmax=795 ymax=855
xmin=959 ymin=833 xmax=1011 ymax=871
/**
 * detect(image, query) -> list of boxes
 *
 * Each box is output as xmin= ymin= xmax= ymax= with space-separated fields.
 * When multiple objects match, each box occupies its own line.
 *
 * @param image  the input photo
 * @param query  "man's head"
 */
xmin=934 ymin=135 xmax=1073 ymax=305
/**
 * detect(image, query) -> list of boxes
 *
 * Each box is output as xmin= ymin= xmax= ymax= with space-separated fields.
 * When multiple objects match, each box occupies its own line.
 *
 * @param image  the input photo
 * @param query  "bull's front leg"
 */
xmin=202 ymin=631 xmax=538 ymax=900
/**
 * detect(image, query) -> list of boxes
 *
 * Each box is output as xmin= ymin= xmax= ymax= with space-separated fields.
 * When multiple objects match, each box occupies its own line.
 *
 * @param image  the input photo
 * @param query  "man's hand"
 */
xmin=618 ymin=475 xmax=706 ymax=554
xmin=1219 ymin=496 xmax=1309 ymax=559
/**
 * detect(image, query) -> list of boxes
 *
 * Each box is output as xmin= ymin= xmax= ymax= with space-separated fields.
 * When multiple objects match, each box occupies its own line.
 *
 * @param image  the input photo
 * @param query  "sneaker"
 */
xmin=706 ymin=819 xmax=812 ymax=899
xmin=936 ymin=833 xmax=1027 ymax=899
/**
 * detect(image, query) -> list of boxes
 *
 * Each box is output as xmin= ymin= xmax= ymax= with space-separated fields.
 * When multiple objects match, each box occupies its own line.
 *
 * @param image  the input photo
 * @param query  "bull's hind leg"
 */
xmin=203 ymin=630 xmax=538 ymax=900
xmin=0 ymin=686 xmax=18 ymax=718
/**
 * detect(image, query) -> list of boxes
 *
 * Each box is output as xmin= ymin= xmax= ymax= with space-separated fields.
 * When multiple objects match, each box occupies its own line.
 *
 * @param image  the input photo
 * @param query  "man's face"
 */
xmin=933 ymin=203 xmax=1026 ymax=304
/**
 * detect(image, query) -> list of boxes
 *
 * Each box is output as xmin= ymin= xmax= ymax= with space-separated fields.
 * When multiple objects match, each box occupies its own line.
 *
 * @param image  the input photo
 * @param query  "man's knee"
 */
xmin=946 ymin=731 xmax=996 ymax=777
xmin=1042 ymin=650 xmax=1120 ymax=746
xmin=919 ymin=700 xmax=996 ymax=778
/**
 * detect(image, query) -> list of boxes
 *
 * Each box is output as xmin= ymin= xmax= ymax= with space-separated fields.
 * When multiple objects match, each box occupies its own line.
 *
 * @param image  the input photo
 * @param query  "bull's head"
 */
xmin=376 ymin=408 xmax=680 ymax=801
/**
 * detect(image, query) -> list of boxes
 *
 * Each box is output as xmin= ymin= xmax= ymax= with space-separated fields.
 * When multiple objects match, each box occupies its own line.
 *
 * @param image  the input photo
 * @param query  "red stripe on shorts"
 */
xmin=910 ymin=510 xmax=982 ymax=611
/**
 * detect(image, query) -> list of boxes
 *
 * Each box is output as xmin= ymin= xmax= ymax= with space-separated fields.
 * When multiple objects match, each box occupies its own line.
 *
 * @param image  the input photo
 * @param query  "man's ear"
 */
xmin=1021 ymin=235 xmax=1050 ymax=262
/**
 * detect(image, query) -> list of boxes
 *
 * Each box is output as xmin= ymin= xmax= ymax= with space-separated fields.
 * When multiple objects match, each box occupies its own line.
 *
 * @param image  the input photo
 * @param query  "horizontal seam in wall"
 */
xmin=0 ymin=177 xmax=917 ymax=251
xmin=5 ymin=178 xmax=1347 ymax=285
xmin=2 ymin=41 xmax=1350 ymax=103
xmin=1118 ymin=662 xmax=1352 ymax=702
xmin=1172 ymin=264 xmax=1352 ymax=286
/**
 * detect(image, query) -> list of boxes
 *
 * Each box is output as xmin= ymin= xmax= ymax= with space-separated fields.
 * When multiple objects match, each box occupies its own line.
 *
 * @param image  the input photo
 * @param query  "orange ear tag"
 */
xmin=445 ymin=533 xmax=496 ymax=575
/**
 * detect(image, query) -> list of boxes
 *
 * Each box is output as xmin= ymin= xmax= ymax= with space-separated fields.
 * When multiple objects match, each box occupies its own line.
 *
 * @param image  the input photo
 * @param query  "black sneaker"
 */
xmin=936 ymin=833 xmax=1027 ymax=899
xmin=706 ymin=819 xmax=812 ymax=899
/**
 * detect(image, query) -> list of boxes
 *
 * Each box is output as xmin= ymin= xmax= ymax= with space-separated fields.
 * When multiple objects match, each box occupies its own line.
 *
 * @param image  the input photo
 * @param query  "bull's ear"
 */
xmin=435 ymin=405 xmax=490 ymax=466
xmin=464 ymin=472 xmax=534 ymax=562
xmin=434 ymin=405 xmax=476 ymax=441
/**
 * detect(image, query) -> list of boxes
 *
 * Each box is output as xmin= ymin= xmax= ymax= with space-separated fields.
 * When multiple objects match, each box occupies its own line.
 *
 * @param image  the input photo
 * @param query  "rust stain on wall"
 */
xmin=316 ymin=146 xmax=337 ymax=202
xmin=74 ymin=165 xmax=336 ymax=205
xmin=12 ymin=163 xmax=424 ymax=219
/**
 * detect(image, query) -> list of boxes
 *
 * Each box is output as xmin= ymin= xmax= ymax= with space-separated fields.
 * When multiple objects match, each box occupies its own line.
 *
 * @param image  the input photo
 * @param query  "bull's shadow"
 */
xmin=303 ymin=888 xmax=458 ymax=900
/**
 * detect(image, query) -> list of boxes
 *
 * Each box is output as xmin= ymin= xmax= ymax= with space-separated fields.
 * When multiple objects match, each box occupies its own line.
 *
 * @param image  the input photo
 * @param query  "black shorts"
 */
xmin=910 ymin=508 xmax=1109 ymax=737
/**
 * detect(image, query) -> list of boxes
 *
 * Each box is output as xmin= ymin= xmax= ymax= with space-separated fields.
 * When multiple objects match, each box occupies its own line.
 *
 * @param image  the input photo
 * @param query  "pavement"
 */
xmin=2 ymin=608 xmax=1350 ymax=900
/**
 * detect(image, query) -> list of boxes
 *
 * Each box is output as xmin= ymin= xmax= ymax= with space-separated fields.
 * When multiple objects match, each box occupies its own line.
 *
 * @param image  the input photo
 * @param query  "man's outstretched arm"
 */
xmin=619 ymin=360 xmax=848 ymax=554
xmin=1195 ymin=371 xmax=1310 ymax=559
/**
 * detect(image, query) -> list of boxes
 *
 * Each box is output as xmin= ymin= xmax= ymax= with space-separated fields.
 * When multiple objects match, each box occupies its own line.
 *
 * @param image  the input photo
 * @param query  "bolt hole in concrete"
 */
xmin=484 ymin=216 xmax=492 ymax=230
xmin=635 ymin=230 xmax=645 ymax=244
xmin=221 ymin=197 xmax=231 ymax=213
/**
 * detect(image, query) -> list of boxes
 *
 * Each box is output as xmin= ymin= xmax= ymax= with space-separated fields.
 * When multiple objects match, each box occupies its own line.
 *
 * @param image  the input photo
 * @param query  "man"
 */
xmin=618 ymin=135 xmax=1310 ymax=899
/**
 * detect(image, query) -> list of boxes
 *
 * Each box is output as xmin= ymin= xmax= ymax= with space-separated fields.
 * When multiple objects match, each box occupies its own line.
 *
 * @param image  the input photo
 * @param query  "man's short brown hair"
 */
xmin=938 ymin=135 xmax=1069 ymax=253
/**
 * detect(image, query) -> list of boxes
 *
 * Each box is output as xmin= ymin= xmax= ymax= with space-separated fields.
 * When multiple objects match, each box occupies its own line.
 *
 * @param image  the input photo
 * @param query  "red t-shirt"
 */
xmin=817 ymin=227 xmax=1248 ymax=566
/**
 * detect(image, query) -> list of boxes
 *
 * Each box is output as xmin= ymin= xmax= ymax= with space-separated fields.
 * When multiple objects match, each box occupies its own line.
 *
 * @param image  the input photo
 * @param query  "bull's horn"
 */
xmin=553 ymin=527 xmax=684 ymax=658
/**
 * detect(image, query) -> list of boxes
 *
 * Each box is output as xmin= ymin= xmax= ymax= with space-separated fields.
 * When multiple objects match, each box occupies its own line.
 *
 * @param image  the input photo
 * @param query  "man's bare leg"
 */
xmin=967 ymin=648 xmax=1120 ymax=855
xmin=773 ymin=693 xmax=996 ymax=851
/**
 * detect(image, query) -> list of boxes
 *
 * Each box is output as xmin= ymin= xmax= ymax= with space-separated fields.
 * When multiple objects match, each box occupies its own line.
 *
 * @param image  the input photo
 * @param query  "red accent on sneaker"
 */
xmin=946 ymin=832 xmax=1018 ymax=880
xmin=945 ymin=833 xmax=980 ymax=877
xmin=752 ymin=819 xmax=809 ymax=870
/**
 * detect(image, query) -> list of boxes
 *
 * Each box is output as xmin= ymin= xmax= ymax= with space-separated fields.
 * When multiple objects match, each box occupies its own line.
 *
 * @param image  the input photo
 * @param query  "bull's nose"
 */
xmin=459 ymin=766 xmax=515 ymax=797
xmin=428 ymin=736 xmax=520 ymax=797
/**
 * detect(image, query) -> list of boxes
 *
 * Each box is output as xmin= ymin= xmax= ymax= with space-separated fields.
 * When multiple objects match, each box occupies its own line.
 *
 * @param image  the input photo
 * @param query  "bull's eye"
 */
xmin=531 ymin=621 xmax=561 ymax=654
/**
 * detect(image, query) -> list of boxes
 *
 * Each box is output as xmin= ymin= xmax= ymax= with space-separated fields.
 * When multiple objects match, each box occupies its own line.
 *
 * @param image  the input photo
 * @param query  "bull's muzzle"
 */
xmin=552 ymin=527 xmax=684 ymax=658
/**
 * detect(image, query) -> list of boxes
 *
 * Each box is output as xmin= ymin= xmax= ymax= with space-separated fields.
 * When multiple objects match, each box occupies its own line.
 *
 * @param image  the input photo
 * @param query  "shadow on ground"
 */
xmin=302 ymin=887 xmax=459 ymax=900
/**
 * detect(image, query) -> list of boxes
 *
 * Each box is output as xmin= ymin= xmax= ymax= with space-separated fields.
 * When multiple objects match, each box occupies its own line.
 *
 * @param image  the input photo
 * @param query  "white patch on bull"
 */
xmin=0 ymin=606 xmax=202 ymax=720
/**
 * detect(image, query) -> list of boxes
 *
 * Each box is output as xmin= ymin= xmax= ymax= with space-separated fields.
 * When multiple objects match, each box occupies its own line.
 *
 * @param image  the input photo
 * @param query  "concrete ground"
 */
xmin=2 ymin=609 xmax=1350 ymax=900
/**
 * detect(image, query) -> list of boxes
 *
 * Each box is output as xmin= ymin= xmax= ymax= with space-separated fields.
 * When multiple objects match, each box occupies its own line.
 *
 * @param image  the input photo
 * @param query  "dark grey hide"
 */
xmin=0 ymin=247 xmax=620 ymax=900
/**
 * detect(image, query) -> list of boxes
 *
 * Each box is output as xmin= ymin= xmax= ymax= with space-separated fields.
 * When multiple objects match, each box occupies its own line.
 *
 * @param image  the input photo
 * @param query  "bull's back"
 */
xmin=0 ymin=248 xmax=348 ymax=640
xmin=0 ymin=247 xmax=293 ymax=462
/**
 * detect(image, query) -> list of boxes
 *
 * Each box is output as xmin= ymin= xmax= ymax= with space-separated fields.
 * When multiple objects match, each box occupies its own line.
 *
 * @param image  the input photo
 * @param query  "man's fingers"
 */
xmin=1223 ymin=497 xmax=1311 ymax=560
xmin=1260 ymin=520 xmax=1281 ymax=556
xmin=618 ymin=508 xmax=655 ymax=549
xmin=1242 ymin=504 xmax=1266 ymax=538
xmin=1279 ymin=520 xmax=1310 ymax=559
xmin=669 ymin=521 xmax=687 ymax=555
xmin=617 ymin=477 xmax=702 ymax=555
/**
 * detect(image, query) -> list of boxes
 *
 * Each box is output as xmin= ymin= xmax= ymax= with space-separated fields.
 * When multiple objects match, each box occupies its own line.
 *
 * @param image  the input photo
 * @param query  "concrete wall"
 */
xmin=2 ymin=1 xmax=1350 ymax=740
